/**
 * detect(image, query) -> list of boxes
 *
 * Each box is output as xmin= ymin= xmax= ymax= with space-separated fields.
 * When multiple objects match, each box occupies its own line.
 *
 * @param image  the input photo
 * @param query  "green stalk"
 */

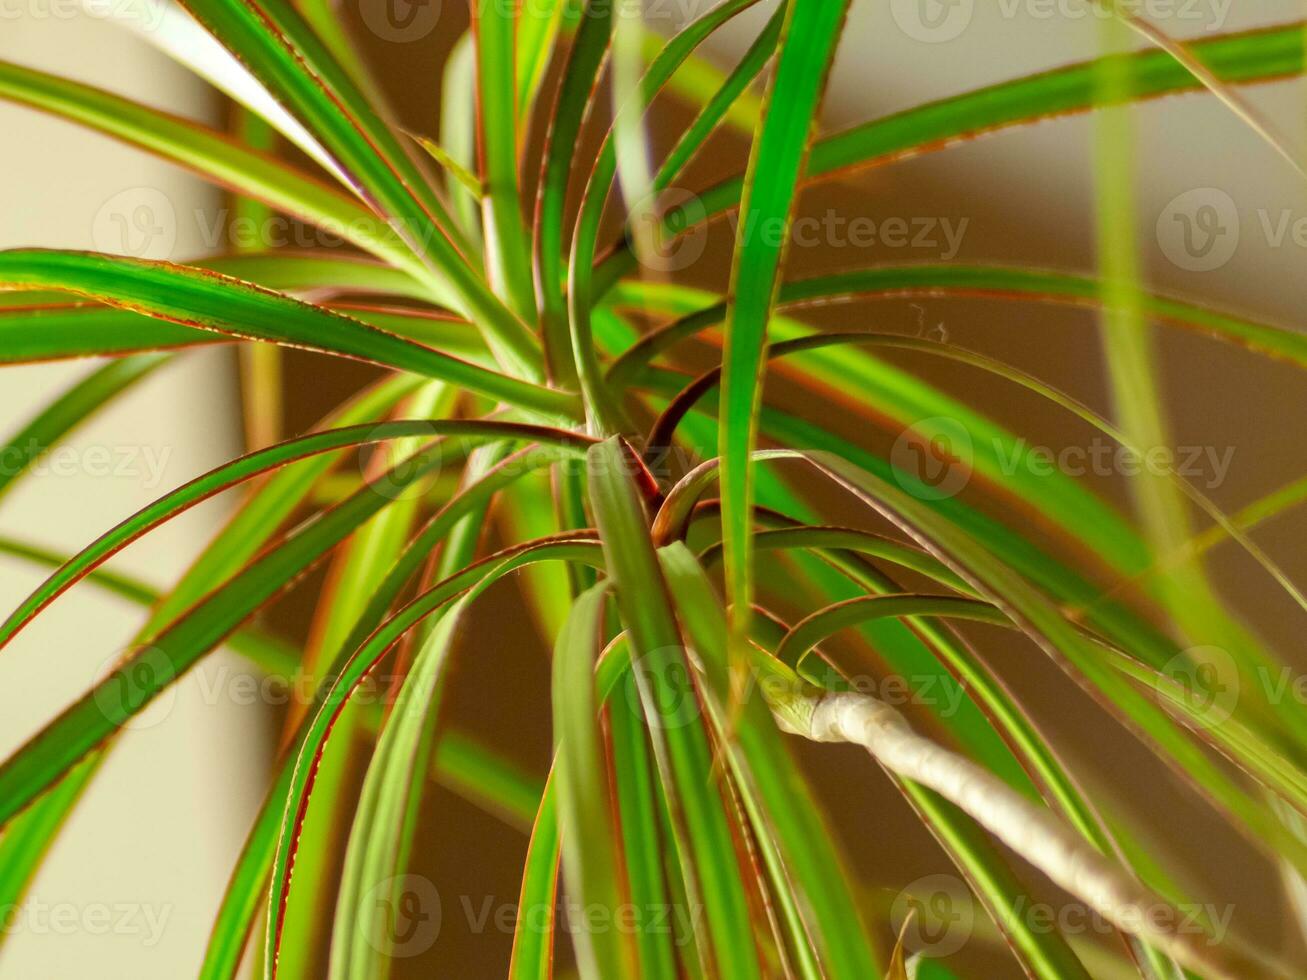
xmin=474 ymin=0 xmax=537 ymax=320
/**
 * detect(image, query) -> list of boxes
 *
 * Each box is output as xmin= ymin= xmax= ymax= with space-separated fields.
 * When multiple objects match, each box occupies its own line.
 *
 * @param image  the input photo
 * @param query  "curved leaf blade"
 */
xmin=0 ymin=250 xmax=576 ymax=418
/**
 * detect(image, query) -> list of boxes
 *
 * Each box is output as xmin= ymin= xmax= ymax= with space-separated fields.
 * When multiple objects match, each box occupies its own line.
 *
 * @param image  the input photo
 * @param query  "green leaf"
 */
xmin=408 ymin=130 xmax=484 ymax=198
xmin=776 ymin=594 xmax=1009 ymax=671
xmin=656 ymin=327 xmax=1305 ymax=621
xmin=607 ymin=643 xmax=680 ymax=980
xmin=0 ymin=532 xmax=542 ymax=827
xmin=0 ymin=378 xmax=418 ymax=960
xmin=648 ymin=24 xmax=764 ymax=140
xmin=587 ymin=437 xmax=764 ymax=980
xmin=0 ymin=439 xmax=430 ymax=816
xmin=474 ymin=0 xmax=537 ymax=319
xmin=178 ymin=0 xmax=541 ymax=374
xmin=0 ymin=59 xmax=426 ymax=283
xmin=515 ymin=0 xmax=566 ymax=122
xmin=0 ymin=251 xmax=575 ymax=418
xmin=552 ymin=582 xmax=634 ymax=979
xmin=294 ymin=0 xmax=391 ymax=109
xmin=0 ymin=304 xmax=220 ymax=362
xmin=661 ymin=522 xmax=1094 ymax=979
xmin=283 ymin=382 xmax=456 ymax=980
xmin=566 ymin=0 xmax=764 ymax=433
xmin=701 ymin=525 xmax=974 ymax=597
xmin=153 ymin=375 xmax=423 ymax=630
xmin=508 ymin=769 xmax=562 ymax=980
xmin=617 ymin=278 xmax=1307 ymax=756
xmin=329 ymin=446 xmax=571 ymax=677
xmin=330 ymin=587 xmax=471 ymax=980
xmin=208 ymin=252 xmax=432 ymax=300
xmin=610 ymin=264 xmax=1307 ymax=388
xmin=263 ymin=537 xmax=606 ymax=971
xmin=200 ymin=760 xmax=293 ymax=980
xmin=659 ymin=542 xmax=879 ymax=978
xmin=508 ymin=629 xmax=653 ymax=980
xmin=534 ymin=0 xmax=613 ymax=386
xmin=596 ymin=20 xmax=1307 ymax=287
xmin=807 ymin=18 xmax=1303 ymax=182
xmin=773 ymin=449 xmax=1307 ymax=871
xmin=0 ymin=429 xmax=584 ymax=828
xmin=441 ymin=32 xmax=486 ymax=245
xmin=0 ymin=419 xmax=584 ymax=654
xmin=654 ymin=3 xmax=784 ymax=192
xmin=718 ymin=0 xmax=851 ymax=632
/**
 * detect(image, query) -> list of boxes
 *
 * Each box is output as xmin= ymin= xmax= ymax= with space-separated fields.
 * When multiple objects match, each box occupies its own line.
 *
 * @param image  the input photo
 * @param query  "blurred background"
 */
xmin=2 ymin=0 xmax=1307 ymax=976
xmin=0 ymin=11 xmax=266 ymax=980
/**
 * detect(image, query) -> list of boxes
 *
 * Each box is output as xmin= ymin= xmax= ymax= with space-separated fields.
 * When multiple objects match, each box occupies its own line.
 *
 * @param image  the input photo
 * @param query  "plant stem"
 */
xmin=780 ymin=690 xmax=1275 ymax=980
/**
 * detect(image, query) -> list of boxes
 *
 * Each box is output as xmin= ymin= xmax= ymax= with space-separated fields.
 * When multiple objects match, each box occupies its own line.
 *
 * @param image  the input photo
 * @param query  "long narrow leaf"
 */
xmin=0 ymin=250 xmax=575 ymax=418
xmin=718 ymin=0 xmax=851 ymax=633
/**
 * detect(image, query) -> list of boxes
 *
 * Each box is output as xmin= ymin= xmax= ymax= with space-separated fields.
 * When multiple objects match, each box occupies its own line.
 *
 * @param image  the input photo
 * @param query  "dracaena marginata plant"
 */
xmin=1 ymin=0 xmax=1306 ymax=977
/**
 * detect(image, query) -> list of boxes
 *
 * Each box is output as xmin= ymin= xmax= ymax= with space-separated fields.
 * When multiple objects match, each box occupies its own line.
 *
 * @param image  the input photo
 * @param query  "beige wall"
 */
xmin=0 ymin=12 xmax=267 ymax=979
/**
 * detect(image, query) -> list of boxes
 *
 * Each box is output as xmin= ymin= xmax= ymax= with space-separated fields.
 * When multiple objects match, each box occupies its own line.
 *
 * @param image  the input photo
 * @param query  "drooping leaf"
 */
xmin=0 ymin=429 xmax=586 ymax=827
xmin=262 ymin=537 xmax=606 ymax=973
xmin=0 ymin=59 xmax=423 ymax=279
xmin=0 ymin=419 xmax=585 ymax=654
xmin=178 ymin=0 xmax=541 ymax=373
xmin=0 ymin=250 xmax=575 ymax=418
xmin=283 ymin=382 xmax=456 ymax=980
